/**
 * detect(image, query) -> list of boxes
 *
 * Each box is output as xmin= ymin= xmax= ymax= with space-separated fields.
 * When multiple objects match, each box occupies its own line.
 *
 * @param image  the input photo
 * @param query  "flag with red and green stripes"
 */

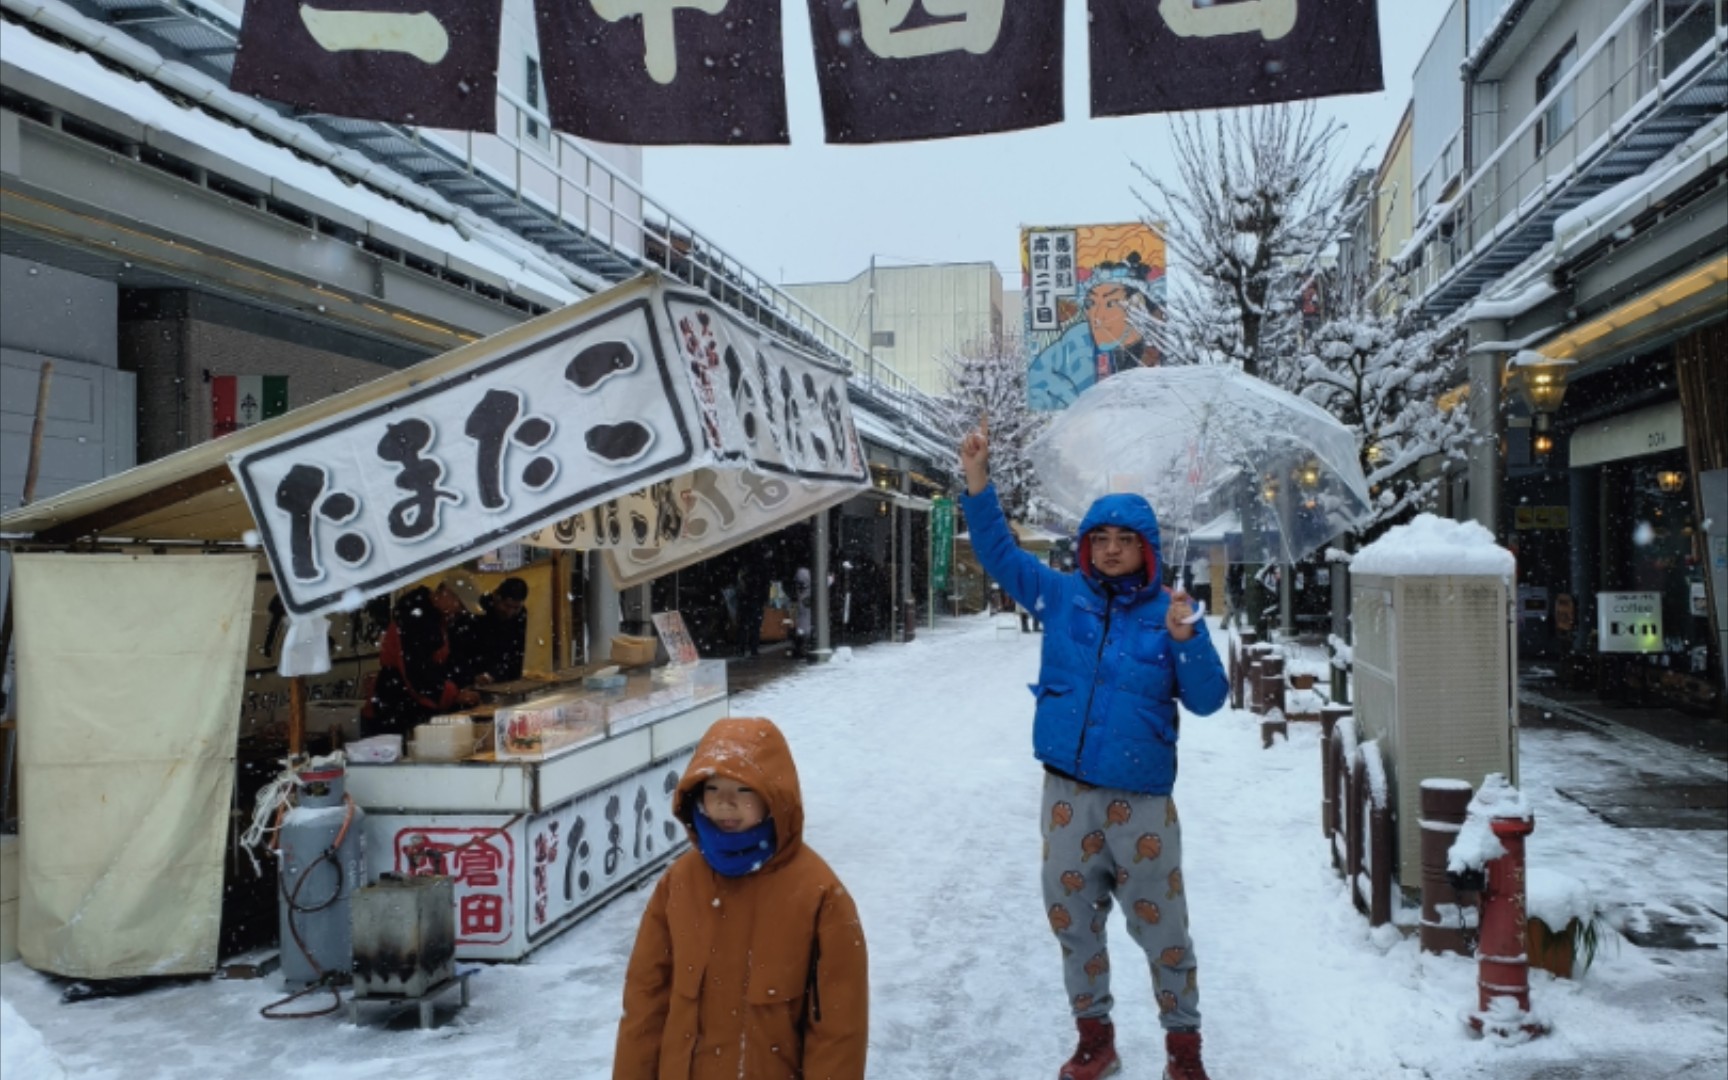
xmin=211 ymin=375 xmax=288 ymax=437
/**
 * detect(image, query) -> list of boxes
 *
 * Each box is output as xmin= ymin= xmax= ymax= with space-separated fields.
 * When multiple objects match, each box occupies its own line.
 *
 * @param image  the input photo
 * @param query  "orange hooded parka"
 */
xmin=613 ymin=717 xmax=868 ymax=1080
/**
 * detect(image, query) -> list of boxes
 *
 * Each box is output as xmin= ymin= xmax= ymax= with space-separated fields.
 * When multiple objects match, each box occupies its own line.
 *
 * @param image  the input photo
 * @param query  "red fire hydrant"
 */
xmin=1467 ymin=813 xmax=1550 ymax=1042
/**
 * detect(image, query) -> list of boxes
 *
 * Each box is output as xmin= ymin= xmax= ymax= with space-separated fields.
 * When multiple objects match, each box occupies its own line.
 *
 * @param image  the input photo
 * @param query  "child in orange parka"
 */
xmin=613 ymin=717 xmax=868 ymax=1080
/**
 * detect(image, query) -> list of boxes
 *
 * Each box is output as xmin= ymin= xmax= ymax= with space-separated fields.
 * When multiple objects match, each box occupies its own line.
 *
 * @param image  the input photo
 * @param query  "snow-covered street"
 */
xmin=4 ymin=616 xmax=1725 ymax=1079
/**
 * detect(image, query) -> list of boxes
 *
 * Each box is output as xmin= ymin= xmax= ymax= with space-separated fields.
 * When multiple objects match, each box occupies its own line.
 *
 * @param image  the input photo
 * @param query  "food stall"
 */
xmin=0 ymin=272 xmax=869 ymax=980
xmin=348 ymin=659 xmax=727 ymax=960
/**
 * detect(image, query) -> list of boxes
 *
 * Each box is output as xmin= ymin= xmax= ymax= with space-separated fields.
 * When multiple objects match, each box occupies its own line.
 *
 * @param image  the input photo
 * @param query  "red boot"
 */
xmin=1163 ymin=1030 xmax=1211 ymax=1080
xmin=1059 ymin=1016 xmax=1121 ymax=1080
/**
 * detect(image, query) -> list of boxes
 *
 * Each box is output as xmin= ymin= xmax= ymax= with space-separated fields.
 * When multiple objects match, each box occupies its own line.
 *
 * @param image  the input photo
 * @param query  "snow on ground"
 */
xmin=2 ymin=616 xmax=1725 ymax=1079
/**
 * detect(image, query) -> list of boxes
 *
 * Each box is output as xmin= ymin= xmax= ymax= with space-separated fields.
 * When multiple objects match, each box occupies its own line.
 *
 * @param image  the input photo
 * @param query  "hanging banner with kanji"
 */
xmin=804 ymin=0 xmax=1063 ymax=143
xmin=227 ymin=274 xmax=868 ymax=617
xmin=227 ymin=0 xmax=1382 ymax=143
xmin=533 ymin=0 xmax=788 ymax=144
xmin=228 ymin=0 xmax=504 ymax=131
xmin=1089 ymin=0 xmax=1383 ymax=117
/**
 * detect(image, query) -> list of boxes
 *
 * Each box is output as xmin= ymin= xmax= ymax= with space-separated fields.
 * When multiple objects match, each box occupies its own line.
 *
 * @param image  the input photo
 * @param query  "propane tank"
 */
xmin=278 ymin=762 xmax=366 ymax=988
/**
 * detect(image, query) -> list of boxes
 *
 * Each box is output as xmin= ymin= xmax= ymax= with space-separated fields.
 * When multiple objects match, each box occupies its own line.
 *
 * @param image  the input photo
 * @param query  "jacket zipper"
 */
xmin=1074 ymin=592 xmax=1114 ymax=777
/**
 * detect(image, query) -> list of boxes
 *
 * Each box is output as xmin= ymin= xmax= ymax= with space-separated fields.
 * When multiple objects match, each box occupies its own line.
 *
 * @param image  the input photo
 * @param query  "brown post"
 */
xmin=289 ymin=675 xmax=307 ymax=759
xmin=1319 ymin=707 xmax=1345 ymax=841
xmin=1369 ymin=796 xmax=1394 ymax=927
xmin=21 ymin=362 xmax=55 ymax=507
xmin=1228 ymin=635 xmax=1240 ymax=709
xmin=1331 ymin=738 xmax=1350 ymax=874
xmin=1259 ymin=654 xmax=1286 ymax=716
xmin=1247 ymin=657 xmax=1264 ymax=714
xmin=1420 ymin=779 xmax=1477 ymax=955
xmin=1346 ymin=753 xmax=1366 ymax=915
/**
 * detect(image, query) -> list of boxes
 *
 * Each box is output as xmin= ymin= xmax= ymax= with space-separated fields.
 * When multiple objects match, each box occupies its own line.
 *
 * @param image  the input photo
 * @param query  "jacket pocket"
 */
xmin=745 ymin=960 xmax=808 ymax=1072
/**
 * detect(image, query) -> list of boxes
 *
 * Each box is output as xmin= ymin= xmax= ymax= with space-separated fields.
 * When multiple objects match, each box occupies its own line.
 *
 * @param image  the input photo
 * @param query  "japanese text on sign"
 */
xmin=1027 ymin=229 xmax=1076 ymax=331
xmin=230 ymin=298 xmax=693 ymax=617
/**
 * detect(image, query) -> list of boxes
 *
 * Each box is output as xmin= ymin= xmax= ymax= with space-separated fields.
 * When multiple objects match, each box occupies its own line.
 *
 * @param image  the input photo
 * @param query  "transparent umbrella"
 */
xmin=1028 ymin=366 xmax=1373 ymax=613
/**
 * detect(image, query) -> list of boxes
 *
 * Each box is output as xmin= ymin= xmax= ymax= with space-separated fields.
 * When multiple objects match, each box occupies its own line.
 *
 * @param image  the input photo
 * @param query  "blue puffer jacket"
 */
xmin=960 ymin=483 xmax=1229 ymax=795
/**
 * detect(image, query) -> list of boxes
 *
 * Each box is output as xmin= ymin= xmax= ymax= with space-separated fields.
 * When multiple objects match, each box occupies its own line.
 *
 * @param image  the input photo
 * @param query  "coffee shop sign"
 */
xmin=1596 ymin=591 xmax=1663 ymax=654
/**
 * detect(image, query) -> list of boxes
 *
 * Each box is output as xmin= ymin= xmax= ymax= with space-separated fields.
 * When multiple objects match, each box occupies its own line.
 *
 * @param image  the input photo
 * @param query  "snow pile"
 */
xmin=1352 ymin=513 xmax=1515 ymax=580
xmin=1 ymin=998 xmax=67 ymax=1080
xmin=1527 ymin=868 xmax=1596 ymax=931
xmin=1285 ymin=687 xmax=1326 ymax=716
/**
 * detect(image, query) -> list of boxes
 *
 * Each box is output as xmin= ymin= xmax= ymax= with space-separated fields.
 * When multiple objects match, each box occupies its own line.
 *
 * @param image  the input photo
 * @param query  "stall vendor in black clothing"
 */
xmin=362 ymin=584 xmax=480 ymax=739
xmin=454 ymin=576 xmax=529 ymax=686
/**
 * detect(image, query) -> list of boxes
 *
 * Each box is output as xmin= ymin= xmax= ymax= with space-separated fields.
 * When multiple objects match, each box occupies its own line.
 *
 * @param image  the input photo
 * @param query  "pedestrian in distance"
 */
xmin=613 ymin=716 xmax=869 ymax=1080
xmin=958 ymin=415 xmax=1229 ymax=1080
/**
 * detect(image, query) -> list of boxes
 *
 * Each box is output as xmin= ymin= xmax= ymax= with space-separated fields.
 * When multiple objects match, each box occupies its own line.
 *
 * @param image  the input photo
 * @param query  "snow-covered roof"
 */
xmin=850 ymin=405 xmax=947 ymax=467
xmin=2 ymin=4 xmax=589 ymax=306
xmin=1553 ymin=112 xmax=1728 ymax=257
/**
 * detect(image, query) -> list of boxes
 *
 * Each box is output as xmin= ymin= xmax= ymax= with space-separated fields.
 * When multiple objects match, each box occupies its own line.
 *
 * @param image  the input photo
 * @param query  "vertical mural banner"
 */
xmin=1022 ymin=222 xmax=1167 ymax=412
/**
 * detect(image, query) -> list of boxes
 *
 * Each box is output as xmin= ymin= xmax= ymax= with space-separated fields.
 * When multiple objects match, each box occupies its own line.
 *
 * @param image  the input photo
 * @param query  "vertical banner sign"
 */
xmin=1022 ymin=222 xmax=1167 ymax=412
xmin=930 ymin=496 xmax=954 ymax=594
xmin=1089 ymin=0 xmax=1384 ymax=116
xmin=1026 ymin=228 xmax=1076 ymax=331
xmin=211 ymin=375 xmax=288 ymax=438
xmin=229 ymin=0 xmax=504 ymax=130
xmin=533 ymin=0 xmax=789 ymax=145
xmin=805 ymin=0 xmax=1064 ymax=143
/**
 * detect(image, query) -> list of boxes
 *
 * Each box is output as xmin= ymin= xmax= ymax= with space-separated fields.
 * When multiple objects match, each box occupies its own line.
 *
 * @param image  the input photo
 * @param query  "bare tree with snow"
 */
xmin=1295 ymin=299 xmax=1472 ymax=548
xmin=935 ymin=333 xmax=1047 ymax=523
xmin=1134 ymin=102 xmax=1361 ymax=387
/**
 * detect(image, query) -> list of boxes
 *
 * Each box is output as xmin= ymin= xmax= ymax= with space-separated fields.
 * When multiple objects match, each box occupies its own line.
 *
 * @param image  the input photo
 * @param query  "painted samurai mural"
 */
xmin=1022 ymin=223 xmax=1167 ymax=411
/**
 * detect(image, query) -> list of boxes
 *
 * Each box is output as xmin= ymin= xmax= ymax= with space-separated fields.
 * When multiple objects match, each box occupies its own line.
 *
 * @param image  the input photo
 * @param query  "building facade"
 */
xmin=1398 ymin=0 xmax=1727 ymax=712
xmin=783 ymin=262 xmax=1005 ymax=396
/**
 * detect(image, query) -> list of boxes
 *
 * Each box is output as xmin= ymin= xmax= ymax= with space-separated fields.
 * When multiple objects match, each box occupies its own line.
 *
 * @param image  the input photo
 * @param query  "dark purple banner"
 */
xmin=806 ymin=0 xmax=1064 ymax=144
xmin=1090 ymin=0 xmax=1383 ymax=117
xmin=534 ymin=0 xmax=788 ymax=145
xmin=229 ymin=0 xmax=503 ymax=131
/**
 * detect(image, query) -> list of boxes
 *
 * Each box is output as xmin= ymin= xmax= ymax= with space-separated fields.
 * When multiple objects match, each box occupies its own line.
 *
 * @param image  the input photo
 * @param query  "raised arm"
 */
xmin=956 ymin=416 xmax=1061 ymax=610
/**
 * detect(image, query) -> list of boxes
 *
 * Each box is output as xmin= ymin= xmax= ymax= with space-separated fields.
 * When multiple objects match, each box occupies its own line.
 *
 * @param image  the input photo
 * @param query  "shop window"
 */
xmin=1534 ymin=40 xmax=1577 ymax=156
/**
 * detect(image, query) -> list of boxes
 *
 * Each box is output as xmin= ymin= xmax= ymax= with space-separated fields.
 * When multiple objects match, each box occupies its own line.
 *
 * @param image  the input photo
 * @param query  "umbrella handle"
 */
xmin=1181 ymin=599 xmax=1206 ymax=626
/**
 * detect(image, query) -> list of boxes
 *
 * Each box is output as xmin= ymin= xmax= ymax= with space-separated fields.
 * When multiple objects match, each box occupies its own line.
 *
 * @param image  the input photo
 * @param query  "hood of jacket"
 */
xmin=1075 ymin=492 xmax=1162 ymax=585
xmin=674 ymin=717 xmax=804 ymax=874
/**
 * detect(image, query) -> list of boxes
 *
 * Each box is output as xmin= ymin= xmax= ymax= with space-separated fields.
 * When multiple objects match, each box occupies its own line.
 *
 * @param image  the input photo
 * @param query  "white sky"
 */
xmin=5 ymin=616 xmax=1725 ymax=1079
xmin=642 ymin=0 xmax=1451 ymax=286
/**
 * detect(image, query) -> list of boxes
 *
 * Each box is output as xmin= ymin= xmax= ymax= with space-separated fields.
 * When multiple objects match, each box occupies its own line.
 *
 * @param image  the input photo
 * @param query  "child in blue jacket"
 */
xmin=959 ymin=417 xmax=1228 ymax=1080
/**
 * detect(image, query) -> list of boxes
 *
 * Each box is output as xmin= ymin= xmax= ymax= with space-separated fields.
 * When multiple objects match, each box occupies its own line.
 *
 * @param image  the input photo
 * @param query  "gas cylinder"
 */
xmin=278 ymin=763 xmax=366 ymax=988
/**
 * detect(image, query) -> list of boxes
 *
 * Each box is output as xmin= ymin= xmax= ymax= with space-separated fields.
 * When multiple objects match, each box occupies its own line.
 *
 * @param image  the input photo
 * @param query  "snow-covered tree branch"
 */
xmin=935 ymin=333 xmax=1049 ymax=522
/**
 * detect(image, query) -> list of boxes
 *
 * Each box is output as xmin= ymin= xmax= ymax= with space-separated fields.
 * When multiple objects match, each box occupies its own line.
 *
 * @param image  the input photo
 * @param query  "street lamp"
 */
xmin=1507 ymin=352 xmax=1575 ymax=433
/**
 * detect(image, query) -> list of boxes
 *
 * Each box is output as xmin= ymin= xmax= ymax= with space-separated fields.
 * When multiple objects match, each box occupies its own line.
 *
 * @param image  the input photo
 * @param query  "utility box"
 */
xmin=1352 ymin=568 xmax=1518 ymax=891
xmin=351 ymin=875 xmax=456 ymax=999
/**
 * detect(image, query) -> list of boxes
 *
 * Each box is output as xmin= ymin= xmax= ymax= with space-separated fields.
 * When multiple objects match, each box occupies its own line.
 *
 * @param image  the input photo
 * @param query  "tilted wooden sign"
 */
xmin=229 ymin=0 xmax=1382 ymax=145
xmin=228 ymin=275 xmax=867 ymax=616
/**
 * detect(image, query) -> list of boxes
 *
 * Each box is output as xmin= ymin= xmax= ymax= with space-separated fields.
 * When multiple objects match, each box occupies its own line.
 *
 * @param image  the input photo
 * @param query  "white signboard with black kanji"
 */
xmin=230 ymin=276 xmax=869 ymax=615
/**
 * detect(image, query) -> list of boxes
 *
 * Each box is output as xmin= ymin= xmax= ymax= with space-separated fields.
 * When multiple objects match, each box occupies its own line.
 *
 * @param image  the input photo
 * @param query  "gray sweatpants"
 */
xmin=1040 ymin=771 xmax=1201 ymax=1031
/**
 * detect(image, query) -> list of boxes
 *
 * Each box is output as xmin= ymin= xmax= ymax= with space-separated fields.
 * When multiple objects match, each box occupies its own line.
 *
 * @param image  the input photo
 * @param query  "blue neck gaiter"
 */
xmin=692 ymin=811 xmax=777 ymax=878
xmin=1099 ymin=569 xmax=1149 ymax=597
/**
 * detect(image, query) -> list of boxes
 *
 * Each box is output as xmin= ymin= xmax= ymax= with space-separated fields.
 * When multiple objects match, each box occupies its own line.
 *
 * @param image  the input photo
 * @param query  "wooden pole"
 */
xmin=21 ymin=361 xmax=54 ymax=507
xmin=288 ymin=675 xmax=306 ymax=759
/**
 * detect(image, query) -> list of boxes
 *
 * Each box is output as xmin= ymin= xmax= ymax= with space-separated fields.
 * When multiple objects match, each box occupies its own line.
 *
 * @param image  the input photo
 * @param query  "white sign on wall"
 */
xmin=1597 ymin=591 xmax=1663 ymax=654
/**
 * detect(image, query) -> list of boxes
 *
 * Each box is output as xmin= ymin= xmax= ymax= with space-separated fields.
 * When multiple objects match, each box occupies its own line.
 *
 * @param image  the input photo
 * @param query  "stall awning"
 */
xmin=3 ymin=273 xmax=871 ymax=609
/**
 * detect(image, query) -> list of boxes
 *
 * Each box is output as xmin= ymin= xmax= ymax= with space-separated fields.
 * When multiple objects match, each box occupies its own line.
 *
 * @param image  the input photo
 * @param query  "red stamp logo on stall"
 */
xmin=393 ymin=827 xmax=515 ymax=946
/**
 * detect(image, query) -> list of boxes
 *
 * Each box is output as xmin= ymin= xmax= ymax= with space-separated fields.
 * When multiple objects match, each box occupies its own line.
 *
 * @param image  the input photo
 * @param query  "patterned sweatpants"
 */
xmin=1040 ymin=771 xmax=1201 ymax=1031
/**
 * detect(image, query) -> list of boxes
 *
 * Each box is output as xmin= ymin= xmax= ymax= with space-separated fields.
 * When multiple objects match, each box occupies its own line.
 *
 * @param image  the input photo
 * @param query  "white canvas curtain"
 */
xmin=13 ymin=554 xmax=254 ymax=978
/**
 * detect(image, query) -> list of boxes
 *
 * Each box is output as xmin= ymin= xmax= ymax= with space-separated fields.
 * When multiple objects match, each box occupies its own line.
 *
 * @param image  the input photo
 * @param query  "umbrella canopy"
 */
xmin=1027 ymin=366 xmax=1372 ymax=567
